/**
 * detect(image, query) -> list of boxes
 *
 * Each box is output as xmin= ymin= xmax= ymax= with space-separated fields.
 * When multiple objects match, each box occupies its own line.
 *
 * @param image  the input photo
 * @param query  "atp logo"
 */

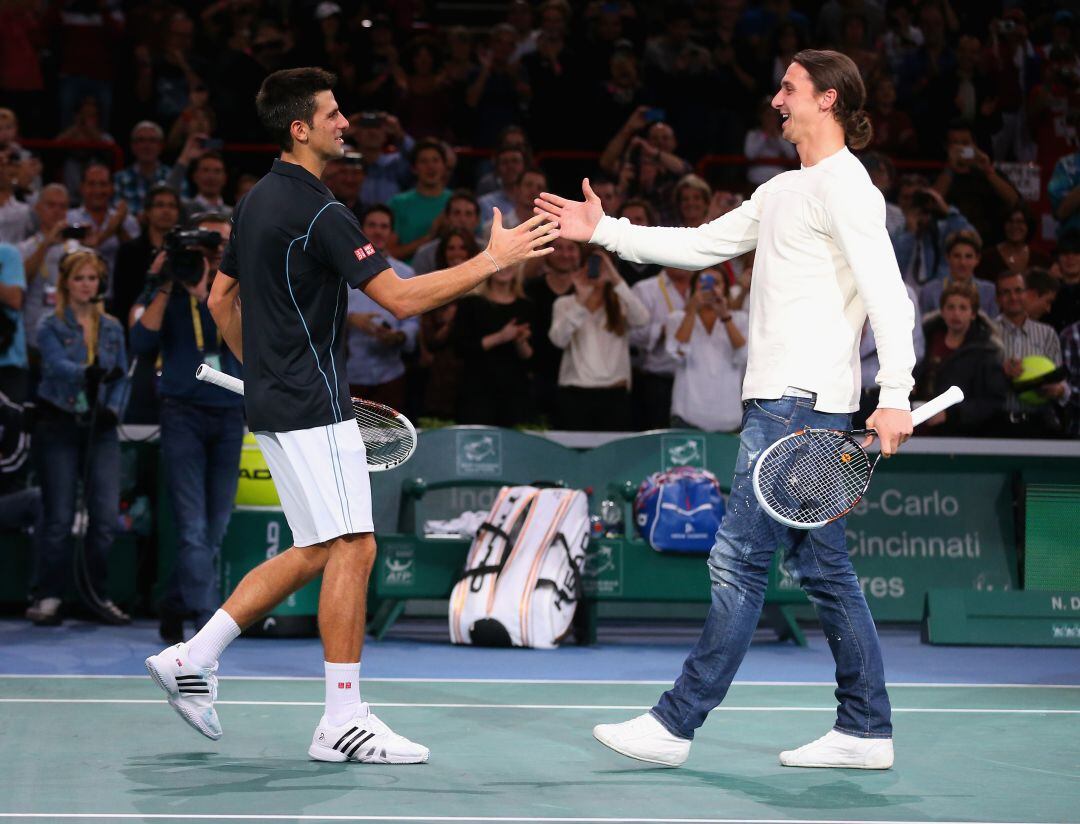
xmin=456 ymin=431 xmax=502 ymax=476
xmin=662 ymin=435 xmax=706 ymax=469
xmin=584 ymin=545 xmax=616 ymax=578
xmin=384 ymin=554 xmax=415 ymax=586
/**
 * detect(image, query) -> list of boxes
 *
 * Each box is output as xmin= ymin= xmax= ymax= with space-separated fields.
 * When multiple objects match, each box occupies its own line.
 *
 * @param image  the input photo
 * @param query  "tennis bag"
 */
xmin=634 ymin=466 xmax=725 ymax=553
xmin=449 ymin=486 xmax=589 ymax=649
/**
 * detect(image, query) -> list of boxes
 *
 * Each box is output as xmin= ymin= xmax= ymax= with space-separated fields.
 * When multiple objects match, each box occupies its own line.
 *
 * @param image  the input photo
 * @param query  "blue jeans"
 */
xmin=652 ymin=394 xmax=892 ymax=740
xmin=159 ymin=400 xmax=244 ymax=624
xmin=35 ymin=420 xmax=120 ymax=600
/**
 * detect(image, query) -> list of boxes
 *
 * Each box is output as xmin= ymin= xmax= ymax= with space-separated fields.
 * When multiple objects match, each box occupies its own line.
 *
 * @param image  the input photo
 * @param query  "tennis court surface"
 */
xmin=1 ymin=621 xmax=1077 ymax=823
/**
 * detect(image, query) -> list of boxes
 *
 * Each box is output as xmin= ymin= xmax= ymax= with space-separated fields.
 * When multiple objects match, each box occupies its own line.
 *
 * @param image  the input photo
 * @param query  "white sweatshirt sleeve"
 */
xmin=616 ymin=281 xmax=651 ymax=329
xmin=664 ymin=311 xmax=688 ymax=360
xmin=825 ymin=182 xmax=916 ymax=410
xmin=590 ymin=188 xmax=762 ymax=270
xmin=548 ymin=295 xmax=588 ymax=350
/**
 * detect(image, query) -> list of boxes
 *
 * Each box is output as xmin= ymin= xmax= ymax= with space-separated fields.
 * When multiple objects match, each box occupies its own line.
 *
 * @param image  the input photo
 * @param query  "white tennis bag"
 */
xmin=448 ymin=486 xmax=589 ymax=649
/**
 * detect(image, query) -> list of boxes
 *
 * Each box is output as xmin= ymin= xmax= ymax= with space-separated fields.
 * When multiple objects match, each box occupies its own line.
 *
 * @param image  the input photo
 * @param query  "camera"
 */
xmin=162 ymin=227 xmax=222 ymax=287
xmin=61 ymin=224 xmax=88 ymax=240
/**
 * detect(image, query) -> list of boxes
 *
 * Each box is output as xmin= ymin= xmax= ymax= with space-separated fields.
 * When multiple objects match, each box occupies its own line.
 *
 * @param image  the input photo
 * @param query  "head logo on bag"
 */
xmin=634 ymin=467 xmax=726 ymax=553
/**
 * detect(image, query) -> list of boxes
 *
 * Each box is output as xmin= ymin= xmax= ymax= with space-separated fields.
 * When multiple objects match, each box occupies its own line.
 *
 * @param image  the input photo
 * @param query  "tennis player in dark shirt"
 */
xmin=146 ymin=67 xmax=556 ymax=762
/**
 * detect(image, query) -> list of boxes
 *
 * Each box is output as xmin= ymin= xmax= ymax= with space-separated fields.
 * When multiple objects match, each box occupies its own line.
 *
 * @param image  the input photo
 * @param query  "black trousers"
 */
xmin=555 ymin=385 xmax=632 ymax=431
xmin=632 ymin=369 xmax=674 ymax=430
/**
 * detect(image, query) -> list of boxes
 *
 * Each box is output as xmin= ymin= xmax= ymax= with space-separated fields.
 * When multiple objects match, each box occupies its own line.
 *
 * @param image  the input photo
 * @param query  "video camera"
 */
xmin=161 ymin=227 xmax=223 ymax=287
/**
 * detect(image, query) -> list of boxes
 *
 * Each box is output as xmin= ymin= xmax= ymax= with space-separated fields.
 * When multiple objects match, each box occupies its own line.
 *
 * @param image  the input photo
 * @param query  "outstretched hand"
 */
xmin=486 ymin=208 xmax=558 ymax=269
xmin=533 ymin=178 xmax=606 ymax=243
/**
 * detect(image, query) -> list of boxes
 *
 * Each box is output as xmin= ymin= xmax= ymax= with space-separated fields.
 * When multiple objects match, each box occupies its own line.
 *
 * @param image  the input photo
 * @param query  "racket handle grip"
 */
xmin=195 ymin=363 xmax=245 ymax=397
xmin=911 ymin=385 xmax=964 ymax=427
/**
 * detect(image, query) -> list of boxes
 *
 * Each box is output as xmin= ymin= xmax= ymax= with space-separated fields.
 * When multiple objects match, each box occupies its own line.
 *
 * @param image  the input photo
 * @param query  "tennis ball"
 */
xmin=236 ymin=432 xmax=281 ymax=506
xmin=1015 ymin=354 xmax=1056 ymax=406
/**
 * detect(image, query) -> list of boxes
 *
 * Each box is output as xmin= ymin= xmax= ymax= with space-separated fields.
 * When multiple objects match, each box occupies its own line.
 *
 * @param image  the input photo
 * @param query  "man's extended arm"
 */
xmin=207 ymin=271 xmax=242 ymax=362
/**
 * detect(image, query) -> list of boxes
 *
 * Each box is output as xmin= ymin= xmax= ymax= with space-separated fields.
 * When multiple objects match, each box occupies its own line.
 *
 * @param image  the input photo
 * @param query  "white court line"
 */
xmin=0 ymin=816 xmax=1049 ymax=823
xmin=1 ymin=675 xmax=1077 ymax=688
xmin=0 ymin=698 xmax=1075 ymax=714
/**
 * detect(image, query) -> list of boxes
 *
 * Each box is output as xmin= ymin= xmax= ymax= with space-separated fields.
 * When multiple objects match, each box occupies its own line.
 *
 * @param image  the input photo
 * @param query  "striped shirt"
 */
xmin=993 ymin=314 xmax=1063 ymax=413
xmin=1061 ymin=321 xmax=1080 ymax=435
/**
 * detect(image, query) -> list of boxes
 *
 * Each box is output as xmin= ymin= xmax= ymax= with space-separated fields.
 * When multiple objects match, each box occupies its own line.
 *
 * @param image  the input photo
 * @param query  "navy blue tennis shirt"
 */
xmin=220 ymin=159 xmax=390 ymax=432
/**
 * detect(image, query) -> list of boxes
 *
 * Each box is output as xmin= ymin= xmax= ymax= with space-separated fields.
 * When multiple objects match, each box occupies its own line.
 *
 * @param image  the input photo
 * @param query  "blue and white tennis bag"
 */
xmin=449 ymin=486 xmax=589 ymax=649
xmin=634 ymin=467 xmax=725 ymax=553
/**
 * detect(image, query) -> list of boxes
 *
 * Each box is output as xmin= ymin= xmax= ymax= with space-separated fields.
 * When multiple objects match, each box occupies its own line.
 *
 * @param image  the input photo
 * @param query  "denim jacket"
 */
xmin=37 ymin=308 xmax=128 ymax=417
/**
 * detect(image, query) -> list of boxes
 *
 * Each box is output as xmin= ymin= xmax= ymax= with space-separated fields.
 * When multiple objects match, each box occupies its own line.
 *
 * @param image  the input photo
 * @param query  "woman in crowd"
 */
xmin=915 ymin=281 xmax=1009 ymax=436
xmin=417 ymin=228 xmax=476 ymax=419
xmin=672 ymin=174 xmax=712 ymax=228
xmin=451 ymin=257 xmax=534 ymax=426
xmin=976 ymin=206 xmax=1052 ymax=281
xmin=26 ymin=251 xmax=129 ymax=627
xmin=549 ymin=251 xmax=648 ymax=431
xmin=665 ymin=269 xmax=749 ymax=432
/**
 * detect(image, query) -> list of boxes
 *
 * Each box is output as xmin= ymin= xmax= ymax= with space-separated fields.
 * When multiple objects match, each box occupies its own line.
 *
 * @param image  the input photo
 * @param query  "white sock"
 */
xmin=324 ymin=661 xmax=363 ymax=726
xmin=186 ymin=609 xmax=241 ymax=669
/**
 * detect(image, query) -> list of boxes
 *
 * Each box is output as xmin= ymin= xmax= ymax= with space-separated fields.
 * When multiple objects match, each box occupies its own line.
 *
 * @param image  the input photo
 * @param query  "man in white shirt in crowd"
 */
xmin=345 ymin=205 xmax=418 ymax=412
xmin=629 ymin=265 xmax=691 ymax=428
xmin=537 ymin=49 xmax=914 ymax=770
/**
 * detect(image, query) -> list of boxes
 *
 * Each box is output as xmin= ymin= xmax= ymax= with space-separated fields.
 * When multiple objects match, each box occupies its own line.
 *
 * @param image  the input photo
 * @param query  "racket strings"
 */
xmin=352 ymin=400 xmax=414 ymax=465
xmin=757 ymin=430 xmax=872 ymax=525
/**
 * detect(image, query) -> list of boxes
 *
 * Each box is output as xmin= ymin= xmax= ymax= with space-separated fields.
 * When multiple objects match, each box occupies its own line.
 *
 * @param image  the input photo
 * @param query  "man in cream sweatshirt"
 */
xmin=536 ymin=49 xmax=916 ymax=770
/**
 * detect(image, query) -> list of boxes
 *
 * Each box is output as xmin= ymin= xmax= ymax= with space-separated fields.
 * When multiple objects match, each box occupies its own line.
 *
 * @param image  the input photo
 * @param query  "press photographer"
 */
xmin=130 ymin=212 xmax=243 ymax=644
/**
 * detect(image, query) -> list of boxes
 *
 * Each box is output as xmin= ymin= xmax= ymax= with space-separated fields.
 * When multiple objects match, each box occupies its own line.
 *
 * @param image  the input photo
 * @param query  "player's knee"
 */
xmin=329 ymin=533 xmax=377 ymax=569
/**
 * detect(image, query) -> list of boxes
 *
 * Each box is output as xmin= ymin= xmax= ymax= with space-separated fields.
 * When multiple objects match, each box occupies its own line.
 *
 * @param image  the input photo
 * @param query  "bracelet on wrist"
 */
xmin=721 ymin=316 xmax=733 ymax=322
xmin=482 ymin=249 xmax=501 ymax=272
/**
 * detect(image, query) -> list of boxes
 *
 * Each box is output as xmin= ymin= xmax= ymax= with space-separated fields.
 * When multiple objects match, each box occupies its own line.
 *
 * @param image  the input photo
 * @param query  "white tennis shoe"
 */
xmin=779 ymin=729 xmax=894 ymax=769
xmin=592 ymin=713 xmax=691 ymax=766
xmin=309 ymin=705 xmax=429 ymax=764
xmin=145 ymin=642 xmax=222 ymax=741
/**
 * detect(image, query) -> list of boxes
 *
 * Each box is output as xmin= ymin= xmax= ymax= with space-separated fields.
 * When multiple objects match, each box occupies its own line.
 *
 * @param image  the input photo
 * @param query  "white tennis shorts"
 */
xmin=254 ymin=419 xmax=374 ymax=547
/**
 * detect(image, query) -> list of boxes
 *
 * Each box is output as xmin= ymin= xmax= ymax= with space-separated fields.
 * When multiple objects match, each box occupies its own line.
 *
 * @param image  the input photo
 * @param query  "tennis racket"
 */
xmin=194 ymin=363 xmax=417 ymax=472
xmin=751 ymin=385 xmax=964 ymax=529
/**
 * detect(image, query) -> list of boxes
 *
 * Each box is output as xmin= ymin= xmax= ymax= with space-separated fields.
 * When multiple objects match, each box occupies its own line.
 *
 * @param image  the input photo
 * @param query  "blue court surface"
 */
xmin=0 ymin=619 xmax=1077 ymax=823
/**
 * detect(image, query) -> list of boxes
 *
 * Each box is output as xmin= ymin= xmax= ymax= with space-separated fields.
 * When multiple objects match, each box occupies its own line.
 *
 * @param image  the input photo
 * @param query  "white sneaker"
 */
xmin=779 ymin=729 xmax=894 ymax=769
xmin=592 ymin=713 xmax=691 ymax=767
xmin=26 ymin=597 xmax=62 ymax=626
xmin=144 ymin=642 xmax=222 ymax=741
xmin=309 ymin=705 xmax=429 ymax=764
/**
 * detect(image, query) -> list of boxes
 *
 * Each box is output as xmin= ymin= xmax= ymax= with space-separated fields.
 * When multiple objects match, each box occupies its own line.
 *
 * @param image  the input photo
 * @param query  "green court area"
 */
xmin=0 ymin=677 xmax=1077 ymax=823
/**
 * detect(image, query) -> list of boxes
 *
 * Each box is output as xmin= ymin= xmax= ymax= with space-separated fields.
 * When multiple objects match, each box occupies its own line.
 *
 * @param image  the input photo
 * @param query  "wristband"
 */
xmin=720 ymin=316 xmax=733 ymax=323
xmin=483 ymin=249 xmax=501 ymax=272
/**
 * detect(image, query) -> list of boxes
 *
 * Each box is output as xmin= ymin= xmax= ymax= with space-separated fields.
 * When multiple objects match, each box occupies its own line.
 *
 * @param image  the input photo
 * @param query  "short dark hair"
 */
xmin=410 ymin=138 xmax=448 ymax=167
xmin=517 ymin=166 xmax=547 ymax=185
xmin=255 ymin=67 xmax=337 ymax=151
xmin=192 ymin=151 xmax=226 ymax=173
xmin=940 ymin=279 xmax=979 ymax=312
xmin=1057 ymin=228 xmax=1080 ymax=255
xmin=361 ymin=203 xmax=394 ymax=230
xmin=146 ymin=184 xmax=180 ymax=210
xmin=190 ymin=211 xmax=230 ymax=228
xmin=618 ymin=198 xmax=658 ymax=224
xmin=945 ymin=228 xmax=982 ymax=256
xmin=1024 ymin=267 xmax=1060 ymax=297
xmin=445 ymin=189 xmax=479 ymax=215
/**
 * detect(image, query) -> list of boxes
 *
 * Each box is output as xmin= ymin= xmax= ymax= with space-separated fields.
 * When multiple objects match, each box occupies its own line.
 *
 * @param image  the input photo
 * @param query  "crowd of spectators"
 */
xmin=3 ymin=0 xmax=1080 ymax=623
